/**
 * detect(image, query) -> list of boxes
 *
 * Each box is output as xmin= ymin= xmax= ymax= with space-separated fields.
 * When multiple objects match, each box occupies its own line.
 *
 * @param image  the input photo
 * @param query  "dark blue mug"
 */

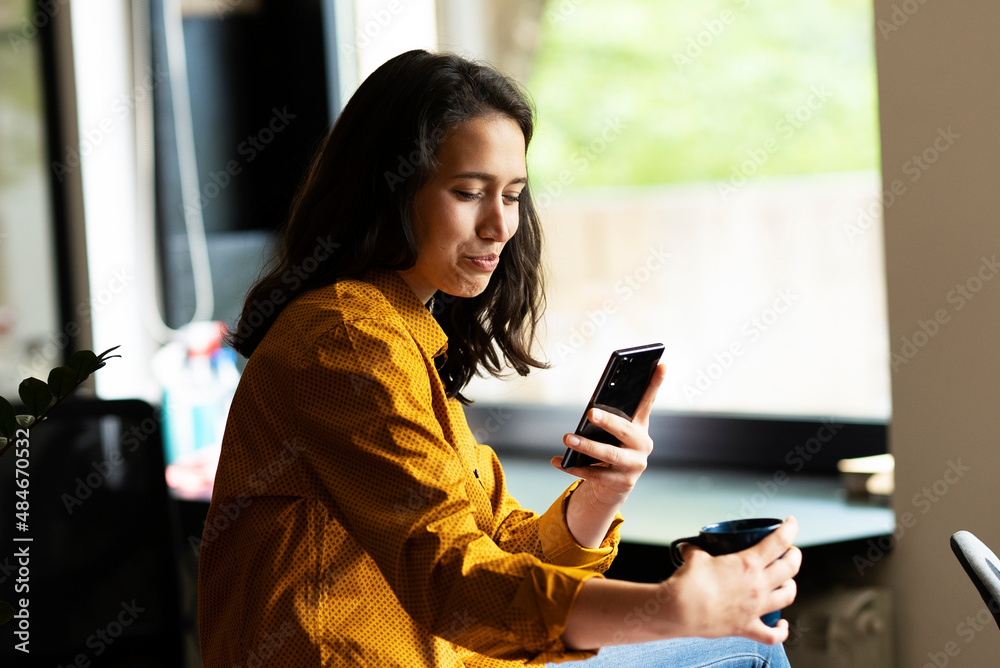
xmin=669 ymin=518 xmax=784 ymax=627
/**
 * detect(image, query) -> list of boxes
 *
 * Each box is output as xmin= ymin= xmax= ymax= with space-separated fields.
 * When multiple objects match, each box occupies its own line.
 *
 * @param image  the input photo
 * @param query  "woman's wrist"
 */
xmin=564 ymin=480 xmax=624 ymax=548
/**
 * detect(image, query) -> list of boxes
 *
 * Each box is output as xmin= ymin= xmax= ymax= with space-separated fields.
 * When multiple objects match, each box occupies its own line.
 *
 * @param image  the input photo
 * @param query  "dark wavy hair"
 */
xmin=227 ymin=49 xmax=547 ymax=402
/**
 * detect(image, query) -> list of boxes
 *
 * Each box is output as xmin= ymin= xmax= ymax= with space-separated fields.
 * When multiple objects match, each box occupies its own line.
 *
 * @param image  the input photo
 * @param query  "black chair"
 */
xmin=950 ymin=530 xmax=1000 ymax=629
xmin=0 ymin=398 xmax=183 ymax=666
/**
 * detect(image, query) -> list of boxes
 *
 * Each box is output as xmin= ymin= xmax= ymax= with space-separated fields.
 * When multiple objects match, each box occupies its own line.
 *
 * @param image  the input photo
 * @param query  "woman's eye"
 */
xmin=455 ymin=191 xmax=480 ymax=200
xmin=503 ymin=194 xmax=520 ymax=204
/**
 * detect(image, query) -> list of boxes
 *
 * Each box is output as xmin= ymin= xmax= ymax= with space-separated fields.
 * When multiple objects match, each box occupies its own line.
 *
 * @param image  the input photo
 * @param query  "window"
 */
xmin=447 ymin=0 xmax=890 ymax=424
xmin=0 ymin=0 xmax=62 ymax=394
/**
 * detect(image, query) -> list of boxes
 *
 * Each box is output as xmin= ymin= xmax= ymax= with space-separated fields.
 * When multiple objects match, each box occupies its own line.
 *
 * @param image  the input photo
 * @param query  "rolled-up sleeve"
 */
xmin=536 ymin=482 xmax=623 ymax=571
xmin=478 ymin=444 xmax=622 ymax=573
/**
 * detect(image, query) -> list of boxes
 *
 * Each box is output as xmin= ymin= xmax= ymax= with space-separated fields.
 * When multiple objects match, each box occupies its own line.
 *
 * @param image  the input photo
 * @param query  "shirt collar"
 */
xmin=363 ymin=268 xmax=448 ymax=359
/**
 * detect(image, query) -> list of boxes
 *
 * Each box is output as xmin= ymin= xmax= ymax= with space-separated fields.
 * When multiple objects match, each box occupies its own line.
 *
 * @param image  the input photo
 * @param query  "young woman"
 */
xmin=198 ymin=49 xmax=800 ymax=667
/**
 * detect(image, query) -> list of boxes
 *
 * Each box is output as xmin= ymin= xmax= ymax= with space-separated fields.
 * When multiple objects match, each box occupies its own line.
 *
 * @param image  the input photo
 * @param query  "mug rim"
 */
xmin=701 ymin=518 xmax=783 ymax=534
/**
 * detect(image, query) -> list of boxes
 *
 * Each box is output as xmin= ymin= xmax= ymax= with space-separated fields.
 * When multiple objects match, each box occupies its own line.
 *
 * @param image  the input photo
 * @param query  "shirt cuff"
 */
xmin=507 ymin=563 xmax=606 ymax=665
xmin=536 ymin=480 xmax=623 ymax=572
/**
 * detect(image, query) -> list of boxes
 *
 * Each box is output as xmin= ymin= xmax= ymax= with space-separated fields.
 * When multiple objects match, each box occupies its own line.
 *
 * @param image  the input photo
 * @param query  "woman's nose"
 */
xmin=479 ymin=196 xmax=514 ymax=242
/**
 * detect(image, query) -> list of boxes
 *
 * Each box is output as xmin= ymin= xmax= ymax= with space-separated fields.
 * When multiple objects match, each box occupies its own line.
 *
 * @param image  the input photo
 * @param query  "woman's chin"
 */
xmin=442 ymin=279 xmax=490 ymax=300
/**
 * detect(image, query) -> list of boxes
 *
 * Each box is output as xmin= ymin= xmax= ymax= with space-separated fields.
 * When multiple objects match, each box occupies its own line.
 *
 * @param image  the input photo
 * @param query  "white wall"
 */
xmin=875 ymin=0 xmax=1000 ymax=664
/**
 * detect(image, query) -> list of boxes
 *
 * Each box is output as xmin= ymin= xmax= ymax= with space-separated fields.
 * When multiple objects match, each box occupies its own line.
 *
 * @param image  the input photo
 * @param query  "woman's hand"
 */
xmin=562 ymin=517 xmax=801 ymax=650
xmin=665 ymin=517 xmax=802 ymax=645
xmin=553 ymin=364 xmax=665 ymax=547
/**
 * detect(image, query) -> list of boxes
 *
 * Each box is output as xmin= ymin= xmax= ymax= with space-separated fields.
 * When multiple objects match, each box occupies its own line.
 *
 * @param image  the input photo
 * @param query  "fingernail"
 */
xmin=566 ymin=434 xmax=580 ymax=446
xmin=590 ymin=408 xmax=605 ymax=423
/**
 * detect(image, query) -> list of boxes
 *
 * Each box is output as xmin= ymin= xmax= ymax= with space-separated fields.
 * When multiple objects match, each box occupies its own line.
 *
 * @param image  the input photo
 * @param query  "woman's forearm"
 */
xmin=562 ymin=578 xmax=681 ymax=650
xmin=564 ymin=480 xmax=624 ymax=549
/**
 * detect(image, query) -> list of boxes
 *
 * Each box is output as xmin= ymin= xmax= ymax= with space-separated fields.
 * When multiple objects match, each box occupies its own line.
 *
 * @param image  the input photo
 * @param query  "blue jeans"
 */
xmin=546 ymin=637 xmax=790 ymax=667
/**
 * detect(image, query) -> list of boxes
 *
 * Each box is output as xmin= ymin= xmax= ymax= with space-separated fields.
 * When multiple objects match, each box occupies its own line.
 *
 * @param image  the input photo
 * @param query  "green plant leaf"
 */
xmin=68 ymin=350 xmax=99 ymax=382
xmin=15 ymin=414 xmax=35 ymax=429
xmin=0 ymin=599 xmax=13 ymax=625
xmin=18 ymin=378 xmax=54 ymax=417
xmin=47 ymin=366 xmax=79 ymax=399
xmin=96 ymin=344 xmax=122 ymax=363
xmin=0 ymin=436 xmax=6 ymax=451
xmin=0 ymin=396 xmax=16 ymax=439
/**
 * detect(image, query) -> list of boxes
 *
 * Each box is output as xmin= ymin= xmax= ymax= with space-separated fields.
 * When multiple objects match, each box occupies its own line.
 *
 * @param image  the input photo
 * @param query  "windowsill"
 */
xmin=498 ymin=454 xmax=895 ymax=549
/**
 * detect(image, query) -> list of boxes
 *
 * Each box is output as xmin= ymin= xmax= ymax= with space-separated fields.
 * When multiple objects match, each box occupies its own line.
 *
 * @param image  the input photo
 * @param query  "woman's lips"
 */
xmin=466 ymin=254 xmax=499 ymax=271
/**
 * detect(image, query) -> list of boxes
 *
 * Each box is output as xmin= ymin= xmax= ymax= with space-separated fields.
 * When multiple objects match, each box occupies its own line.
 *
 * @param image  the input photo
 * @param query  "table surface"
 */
xmin=498 ymin=455 xmax=896 ymax=548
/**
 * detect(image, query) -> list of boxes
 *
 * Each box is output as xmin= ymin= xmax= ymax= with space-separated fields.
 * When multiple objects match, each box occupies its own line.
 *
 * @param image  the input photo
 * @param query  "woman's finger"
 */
xmin=765 ymin=545 xmax=802 ymax=582
xmin=768 ymin=578 xmax=797 ymax=613
xmin=563 ymin=430 xmax=625 ymax=466
xmin=550 ymin=455 xmax=590 ymax=478
xmin=631 ymin=363 xmax=666 ymax=427
xmin=677 ymin=542 xmax=707 ymax=564
xmin=550 ymin=455 xmax=618 ymax=483
xmin=749 ymin=517 xmax=800 ymax=566
xmin=742 ymin=619 xmax=790 ymax=646
xmin=582 ymin=408 xmax=650 ymax=455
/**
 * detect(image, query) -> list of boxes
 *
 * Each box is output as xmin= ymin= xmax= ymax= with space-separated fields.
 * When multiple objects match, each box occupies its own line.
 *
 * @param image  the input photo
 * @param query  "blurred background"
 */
xmin=0 ymin=0 xmax=897 ymax=665
xmin=0 ymin=0 xmax=888 ymax=423
xmin=0 ymin=0 xmax=890 ymax=479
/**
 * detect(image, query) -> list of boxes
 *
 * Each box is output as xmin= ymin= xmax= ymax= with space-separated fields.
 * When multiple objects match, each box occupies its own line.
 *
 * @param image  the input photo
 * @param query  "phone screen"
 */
xmin=561 ymin=343 xmax=664 ymax=468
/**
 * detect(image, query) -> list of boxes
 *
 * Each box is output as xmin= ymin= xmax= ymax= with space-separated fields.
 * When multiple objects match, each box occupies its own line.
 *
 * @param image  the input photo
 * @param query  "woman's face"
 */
xmin=400 ymin=114 xmax=528 ymax=304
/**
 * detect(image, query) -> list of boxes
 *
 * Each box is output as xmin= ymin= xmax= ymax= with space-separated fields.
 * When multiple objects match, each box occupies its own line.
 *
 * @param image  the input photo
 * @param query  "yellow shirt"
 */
xmin=198 ymin=269 xmax=622 ymax=667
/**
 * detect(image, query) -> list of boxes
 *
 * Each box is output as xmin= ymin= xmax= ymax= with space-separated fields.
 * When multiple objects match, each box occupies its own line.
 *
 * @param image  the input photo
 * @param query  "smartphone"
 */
xmin=560 ymin=343 xmax=665 ymax=469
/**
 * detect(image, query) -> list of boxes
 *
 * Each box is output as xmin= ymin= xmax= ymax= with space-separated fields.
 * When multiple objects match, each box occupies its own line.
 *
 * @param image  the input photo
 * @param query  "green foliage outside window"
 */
xmin=526 ymin=0 xmax=879 ymax=188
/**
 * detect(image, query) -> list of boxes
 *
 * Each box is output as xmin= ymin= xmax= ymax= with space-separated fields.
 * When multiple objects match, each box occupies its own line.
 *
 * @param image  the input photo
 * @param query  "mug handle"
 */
xmin=669 ymin=536 xmax=700 ymax=568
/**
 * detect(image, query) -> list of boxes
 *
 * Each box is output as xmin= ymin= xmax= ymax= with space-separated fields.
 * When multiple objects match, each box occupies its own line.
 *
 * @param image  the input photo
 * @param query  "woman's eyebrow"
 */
xmin=452 ymin=171 xmax=528 ymax=185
